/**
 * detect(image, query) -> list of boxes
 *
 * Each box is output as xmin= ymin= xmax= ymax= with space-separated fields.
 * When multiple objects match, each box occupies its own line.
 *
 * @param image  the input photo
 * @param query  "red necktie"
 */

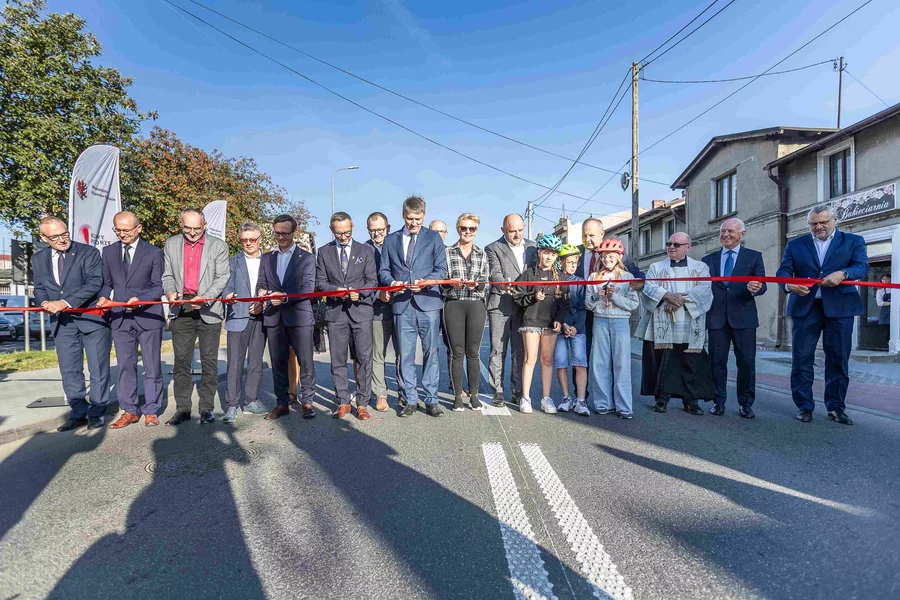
xmin=588 ymin=251 xmax=598 ymax=274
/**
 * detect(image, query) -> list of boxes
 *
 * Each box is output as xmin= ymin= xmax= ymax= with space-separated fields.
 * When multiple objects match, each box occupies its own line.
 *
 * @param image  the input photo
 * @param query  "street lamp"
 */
xmin=331 ymin=166 xmax=359 ymax=216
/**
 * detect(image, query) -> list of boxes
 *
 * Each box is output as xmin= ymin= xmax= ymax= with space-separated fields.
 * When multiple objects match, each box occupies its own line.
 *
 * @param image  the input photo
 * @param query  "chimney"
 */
xmin=651 ymin=199 xmax=666 ymax=209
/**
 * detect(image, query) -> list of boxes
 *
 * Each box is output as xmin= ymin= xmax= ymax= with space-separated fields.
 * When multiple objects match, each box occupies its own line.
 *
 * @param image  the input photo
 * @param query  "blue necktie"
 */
xmin=723 ymin=250 xmax=735 ymax=287
xmin=406 ymin=233 xmax=417 ymax=264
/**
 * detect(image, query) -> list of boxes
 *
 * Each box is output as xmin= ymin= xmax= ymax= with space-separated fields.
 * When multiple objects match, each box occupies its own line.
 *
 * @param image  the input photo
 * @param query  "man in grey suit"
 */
xmin=484 ymin=213 xmax=537 ymax=407
xmin=32 ymin=217 xmax=112 ymax=431
xmin=366 ymin=212 xmax=401 ymax=412
xmin=221 ymin=221 xmax=268 ymax=423
xmin=161 ymin=208 xmax=230 ymax=425
xmin=317 ymin=212 xmax=378 ymax=420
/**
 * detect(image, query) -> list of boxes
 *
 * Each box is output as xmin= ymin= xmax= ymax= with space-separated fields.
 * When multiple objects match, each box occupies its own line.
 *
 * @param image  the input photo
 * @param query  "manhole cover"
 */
xmin=145 ymin=446 xmax=261 ymax=477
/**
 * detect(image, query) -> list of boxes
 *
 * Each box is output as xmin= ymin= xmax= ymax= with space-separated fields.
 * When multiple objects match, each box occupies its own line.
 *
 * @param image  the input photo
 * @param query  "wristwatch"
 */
xmin=842 ymin=270 xmax=849 ymax=280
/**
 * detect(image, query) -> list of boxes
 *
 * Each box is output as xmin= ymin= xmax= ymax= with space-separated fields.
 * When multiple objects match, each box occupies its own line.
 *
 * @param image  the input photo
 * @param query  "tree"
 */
xmin=0 ymin=0 xmax=155 ymax=234
xmin=122 ymin=127 xmax=315 ymax=253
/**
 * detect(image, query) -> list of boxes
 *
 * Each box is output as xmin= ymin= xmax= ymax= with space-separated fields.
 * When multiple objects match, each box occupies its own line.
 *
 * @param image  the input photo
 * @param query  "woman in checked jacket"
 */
xmin=442 ymin=213 xmax=490 ymax=412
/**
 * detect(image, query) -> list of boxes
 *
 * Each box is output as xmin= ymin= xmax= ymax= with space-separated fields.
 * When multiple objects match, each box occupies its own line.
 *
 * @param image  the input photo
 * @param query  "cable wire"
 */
xmin=642 ymin=0 xmax=739 ymax=68
xmin=844 ymin=68 xmax=890 ymax=107
xmin=181 ymin=0 xmax=671 ymax=185
xmin=159 ymin=0 xmax=628 ymax=207
xmin=638 ymin=0 xmax=722 ymax=65
xmin=642 ymin=58 xmax=835 ymax=83
xmin=640 ymin=0 xmax=875 ymax=157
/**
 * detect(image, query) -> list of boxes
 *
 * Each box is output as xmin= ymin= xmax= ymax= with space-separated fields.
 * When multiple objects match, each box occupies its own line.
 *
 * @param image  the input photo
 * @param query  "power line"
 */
xmin=159 ymin=0 xmax=629 ymax=208
xmin=844 ymin=68 xmax=890 ymax=107
xmin=642 ymin=0 xmax=739 ymax=68
xmin=642 ymin=58 xmax=835 ymax=83
xmin=639 ymin=0 xmax=723 ymax=64
xmin=181 ymin=0 xmax=672 ymax=184
xmin=640 ymin=0 xmax=875 ymax=157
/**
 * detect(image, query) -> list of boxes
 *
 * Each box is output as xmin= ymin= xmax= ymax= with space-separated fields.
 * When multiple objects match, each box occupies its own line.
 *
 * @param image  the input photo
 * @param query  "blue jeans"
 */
xmin=395 ymin=308 xmax=442 ymax=405
xmin=553 ymin=334 xmax=588 ymax=369
xmin=590 ymin=317 xmax=633 ymax=414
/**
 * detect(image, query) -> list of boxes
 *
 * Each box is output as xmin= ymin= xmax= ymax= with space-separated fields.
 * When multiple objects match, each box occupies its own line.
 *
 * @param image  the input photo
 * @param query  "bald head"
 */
xmin=582 ymin=218 xmax=604 ymax=251
xmin=501 ymin=214 xmax=525 ymax=246
xmin=429 ymin=220 xmax=448 ymax=242
xmin=666 ymin=232 xmax=692 ymax=261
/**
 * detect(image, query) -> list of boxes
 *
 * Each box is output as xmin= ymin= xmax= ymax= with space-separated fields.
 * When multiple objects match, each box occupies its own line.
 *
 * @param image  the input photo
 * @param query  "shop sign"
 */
xmin=832 ymin=182 xmax=897 ymax=222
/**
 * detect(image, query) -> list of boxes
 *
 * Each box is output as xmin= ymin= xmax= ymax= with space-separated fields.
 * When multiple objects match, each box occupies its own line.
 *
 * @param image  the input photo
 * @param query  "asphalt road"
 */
xmin=1 ymin=330 xmax=898 ymax=600
xmin=0 ymin=335 xmax=55 ymax=354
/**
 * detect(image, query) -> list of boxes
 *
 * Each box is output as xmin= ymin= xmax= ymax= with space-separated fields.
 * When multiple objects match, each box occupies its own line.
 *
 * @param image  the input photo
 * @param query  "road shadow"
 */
xmin=46 ymin=424 xmax=265 ymax=599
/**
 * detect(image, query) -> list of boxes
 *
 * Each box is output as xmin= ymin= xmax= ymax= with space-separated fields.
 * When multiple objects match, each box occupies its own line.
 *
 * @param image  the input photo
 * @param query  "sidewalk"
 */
xmin=0 ymin=348 xmax=229 ymax=445
xmin=629 ymin=338 xmax=900 ymax=418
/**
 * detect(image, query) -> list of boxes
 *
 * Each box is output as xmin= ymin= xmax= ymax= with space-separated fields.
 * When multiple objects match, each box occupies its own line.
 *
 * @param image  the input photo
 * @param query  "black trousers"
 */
xmin=267 ymin=322 xmax=314 ymax=407
xmin=328 ymin=315 xmax=374 ymax=406
xmin=708 ymin=325 xmax=757 ymax=408
xmin=171 ymin=311 xmax=222 ymax=414
xmin=444 ymin=299 xmax=487 ymax=401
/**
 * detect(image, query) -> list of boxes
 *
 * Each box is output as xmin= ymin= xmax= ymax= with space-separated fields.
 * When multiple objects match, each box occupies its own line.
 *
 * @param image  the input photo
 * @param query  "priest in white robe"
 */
xmin=636 ymin=232 xmax=715 ymax=415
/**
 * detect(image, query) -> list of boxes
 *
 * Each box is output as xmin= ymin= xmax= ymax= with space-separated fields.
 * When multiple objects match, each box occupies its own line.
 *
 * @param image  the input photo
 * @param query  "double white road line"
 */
xmin=482 ymin=442 xmax=633 ymax=600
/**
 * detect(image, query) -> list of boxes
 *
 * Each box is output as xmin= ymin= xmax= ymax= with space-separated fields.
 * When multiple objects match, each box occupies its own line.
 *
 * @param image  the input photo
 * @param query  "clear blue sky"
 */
xmin=3 ymin=0 xmax=899 ymax=251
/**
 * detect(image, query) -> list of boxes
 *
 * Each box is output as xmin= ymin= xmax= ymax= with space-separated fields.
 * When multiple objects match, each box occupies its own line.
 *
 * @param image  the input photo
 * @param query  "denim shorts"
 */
xmin=554 ymin=333 xmax=588 ymax=369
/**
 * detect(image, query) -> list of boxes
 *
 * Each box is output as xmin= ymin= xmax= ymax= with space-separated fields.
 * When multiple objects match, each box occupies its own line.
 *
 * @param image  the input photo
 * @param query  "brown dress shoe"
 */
xmin=302 ymin=404 xmax=316 ymax=420
xmin=109 ymin=412 xmax=140 ymax=429
xmin=357 ymin=406 xmax=372 ymax=420
xmin=265 ymin=405 xmax=290 ymax=420
xmin=333 ymin=404 xmax=352 ymax=419
xmin=144 ymin=414 xmax=160 ymax=427
xmin=374 ymin=396 xmax=389 ymax=412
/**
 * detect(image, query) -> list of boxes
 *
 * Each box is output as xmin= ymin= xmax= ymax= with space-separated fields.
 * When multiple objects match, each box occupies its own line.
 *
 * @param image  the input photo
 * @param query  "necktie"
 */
xmin=588 ymin=251 xmax=598 ymax=274
xmin=340 ymin=244 xmax=349 ymax=276
xmin=123 ymin=244 xmax=132 ymax=274
xmin=406 ymin=233 xmax=417 ymax=264
xmin=56 ymin=251 xmax=65 ymax=285
xmin=723 ymin=250 xmax=735 ymax=287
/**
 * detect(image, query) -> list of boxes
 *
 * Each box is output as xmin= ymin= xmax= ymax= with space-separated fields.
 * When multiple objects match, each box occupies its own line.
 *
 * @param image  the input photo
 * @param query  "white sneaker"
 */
xmin=558 ymin=397 xmax=574 ymax=412
xmin=574 ymin=399 xmax=590 ymax=416
xmin=518 ymin=398 xmax=533 ymax=414
xmin=540 ymin=397 xmax=558 ymax=414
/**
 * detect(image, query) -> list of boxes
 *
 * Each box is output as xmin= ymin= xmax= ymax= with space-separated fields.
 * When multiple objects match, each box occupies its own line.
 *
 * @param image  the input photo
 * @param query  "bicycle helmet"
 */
xmin=558 ymin=243 xmax=582 ymax=258
xmin=597 ymin=238 xmax=625 ymax=255
xmin=536 ymin=233 xmax=563 ymax=251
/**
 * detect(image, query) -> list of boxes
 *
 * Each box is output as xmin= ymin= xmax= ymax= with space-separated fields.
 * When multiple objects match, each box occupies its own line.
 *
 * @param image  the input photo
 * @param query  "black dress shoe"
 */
xmin=398 ymin=395 xmax=407 ymax=408
xmin=491 ymin=393 xmax=506 ymax=408
xmin=399 ymin=404 xmax=418 ymax=417
xmin=827 ymin=410 xmax=853 ymax=425
xmin=651 ymin=400 xmax=667 ymax=413
xmin=87 ymin=416 xmax=105 ymax=430
xmin=796 ymin=410 xmax=813 ymax=423
xmin=199 ymin=411 xmax=215 ymax=424
xmin=710 ymin=404 xmax=725 ymax=416
xmin=166 ymin=412 xmax=191 ymax=426
xmin=739 ymin=406 xmax=756 ymax=419
xmin=57 ymin=417 xmax=88 ymax=432
xmin=425 ymin=404 xmax=444 ymax=417
xmin=683 ymin=402 xmax=704 ymax=416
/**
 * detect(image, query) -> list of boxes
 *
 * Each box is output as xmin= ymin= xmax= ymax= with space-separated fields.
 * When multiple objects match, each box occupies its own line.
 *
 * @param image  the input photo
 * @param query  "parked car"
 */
xmin=0 ymin=315 xmax=18 ymax=342
xmin=0 ymin=295 xmax=52 ymax=337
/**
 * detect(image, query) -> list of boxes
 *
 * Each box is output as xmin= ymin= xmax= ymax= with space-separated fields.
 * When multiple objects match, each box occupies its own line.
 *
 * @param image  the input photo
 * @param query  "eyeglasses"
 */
xmin=240 ymin=236 xmax=261 ymax=244
xmin=458 ymin=226 xmax=478 ymax=233
xmin=182 ymin=226 xmax=204 ymax=233
xmin=333 ymin=230 xmax=353 ymax=239
xmin=666 ymin=242 xmax=688 ymax=248
xmin=367 ymin=227 xmax=387 ymax=235
xmin=808 ymin=219 xmax=832 ymax=228
xmin=43 ymin=232 xmax=70 ymax=242
xmin=113 ymin=225 xmax=140 ymax=234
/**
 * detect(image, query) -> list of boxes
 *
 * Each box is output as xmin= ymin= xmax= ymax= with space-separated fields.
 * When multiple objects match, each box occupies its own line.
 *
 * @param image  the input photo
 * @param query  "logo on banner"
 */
xmin=76 ymin=180 xmax=88 ymax=201
xmin=80 ymin=225 xmax=91 ymax=244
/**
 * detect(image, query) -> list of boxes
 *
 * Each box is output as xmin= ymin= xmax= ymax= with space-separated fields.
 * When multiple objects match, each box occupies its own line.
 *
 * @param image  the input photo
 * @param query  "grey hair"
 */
xmin=39 ymin=216 xmax=68 ymax=229
xmin=721 ymin=217 xmax=746 ymax=233
xmin=238 ymin=221 xmax=260 ymax=235
xmin=808 ymin=204 xmax=833 ymax=220
xmin=180 ymin=208 xmax=205 ymax=224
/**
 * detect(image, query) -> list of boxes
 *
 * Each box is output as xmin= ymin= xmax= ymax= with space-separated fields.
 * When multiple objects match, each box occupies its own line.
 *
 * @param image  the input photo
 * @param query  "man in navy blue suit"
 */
xmin=32 ymin=217 xmax=112 ymax=432
xmin=97 ymin=211 xmax=165 ymax=429
xmin=257 ymin=214 xmax=317 ymax=421
xmin=777 ymin=205 xmax=869 ymax=425
xmin=702 ymin=218 xmax=767 ymax=419
xmin=379 ymin=196 xmax=448 ymax=418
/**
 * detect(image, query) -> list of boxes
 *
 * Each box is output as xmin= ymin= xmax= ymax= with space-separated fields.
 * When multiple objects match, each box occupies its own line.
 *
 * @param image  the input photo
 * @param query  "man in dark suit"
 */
xmin=317 ymin=212 xmax=378 ymax=420
xmin=484 ymin=213 xmax=537 ymax=406
xmin=379 ymin=195 xmax=448 ymax=418
xmin=32 ymin=217 xmax=111 ymax=431
xmin=257 ymin=214 xmax=317 ymax=421
xmin=776 ymin=205 xmax=869 ymax=425
xmin=701 ymin=218 xmax=767 ymax=419
xmin=97 ymin=211 xmax=165 ymax=428
xmin=366 ymin=212 xmax=402 ymax=412
xmin=221 ymin=221 xmax=269 ymax=423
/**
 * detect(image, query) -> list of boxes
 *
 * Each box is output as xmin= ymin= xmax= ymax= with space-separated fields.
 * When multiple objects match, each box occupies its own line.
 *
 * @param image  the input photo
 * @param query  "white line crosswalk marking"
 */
xmin=520 ymin=443 xmax=634 ymax=600
xmin=481 ymin=443 xmax=555 ymax=600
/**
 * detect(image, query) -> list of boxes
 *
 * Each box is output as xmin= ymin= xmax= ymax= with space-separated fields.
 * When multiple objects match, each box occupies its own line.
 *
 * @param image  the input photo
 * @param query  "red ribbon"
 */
xmin=3 ymin=276 xmax=896 ymax=315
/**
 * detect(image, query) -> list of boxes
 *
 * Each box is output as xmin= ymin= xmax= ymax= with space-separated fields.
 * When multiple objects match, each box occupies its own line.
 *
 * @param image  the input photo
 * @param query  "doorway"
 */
xmin=858 ymin=260 xmax=891 ymax=351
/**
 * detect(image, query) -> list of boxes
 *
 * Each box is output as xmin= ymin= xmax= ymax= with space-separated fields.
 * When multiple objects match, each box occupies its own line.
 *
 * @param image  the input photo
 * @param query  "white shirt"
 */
xmin=506 ymin=240 xmax=526 ymax=273
xmin=244 ymin=252 xmax=261 ymax=293
xmin=812 ymin=230 xmax=836 ymax=298
xmin=275 ymin=247 xmax=294 ymax=285
xmin=123 ymin=239 xmax=138 ymax=265
xmin=720 ymin=244 xmax=741 ymax=276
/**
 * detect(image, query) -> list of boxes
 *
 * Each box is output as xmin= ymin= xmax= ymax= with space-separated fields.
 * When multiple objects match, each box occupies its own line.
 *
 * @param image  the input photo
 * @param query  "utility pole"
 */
xmin=630 ymin=62 xmax=640 ymax=261
xmin=836 ymin=57 xmax=845 ymax=129
xmin=526 ymin=200 xmax=533 ymax=239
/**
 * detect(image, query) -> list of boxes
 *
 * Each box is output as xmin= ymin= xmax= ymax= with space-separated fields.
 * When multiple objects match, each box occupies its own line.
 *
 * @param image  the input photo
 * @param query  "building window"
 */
xmin=713 ymin=172 xmax=737 ymax=219
xmin=829 ymin=148 xmax=850 ymax=198
xmin=662 ymin=217 xmax=675 ymax=245
xmin=640 ymin=227 xmax=651 ymax=256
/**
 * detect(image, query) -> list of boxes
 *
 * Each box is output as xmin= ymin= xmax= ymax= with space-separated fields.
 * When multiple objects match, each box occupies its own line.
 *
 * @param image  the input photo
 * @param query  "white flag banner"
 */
xmin=68 ymin=145 xmax=121 ymax=247
xmin=203 ymin=200 xmax=228 ymax=241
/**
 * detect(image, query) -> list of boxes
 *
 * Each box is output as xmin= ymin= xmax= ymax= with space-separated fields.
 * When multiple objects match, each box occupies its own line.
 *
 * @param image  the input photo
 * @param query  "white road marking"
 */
xmin=520 ymin=443 xmax=634 ymax=600
xmin=482 ymin=443 xmax=556 ymax=600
